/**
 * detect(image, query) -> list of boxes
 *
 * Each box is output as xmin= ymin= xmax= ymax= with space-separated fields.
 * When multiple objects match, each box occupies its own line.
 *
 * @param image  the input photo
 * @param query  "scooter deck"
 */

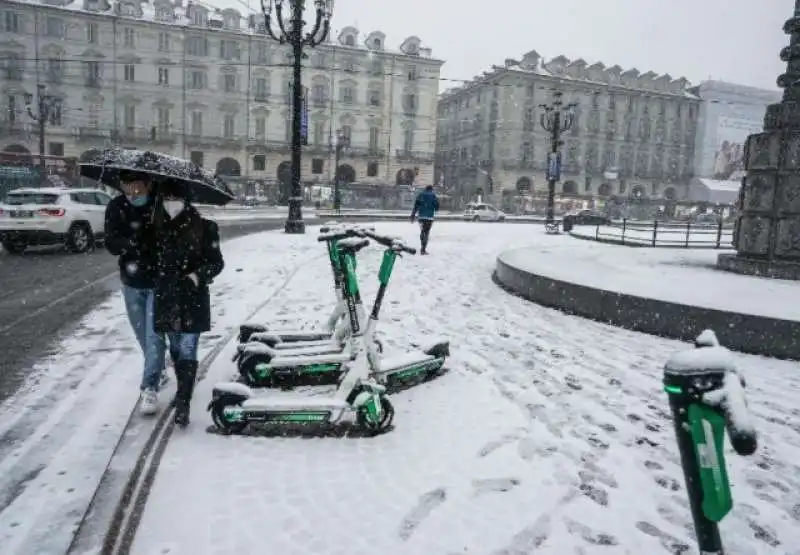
xmin=271 ymin=338 xmax=340 ymax=350
xmin=250 ymin=330 xmax=333 ymax=343
xmin=268 ymin=350 xmax=354 ymax=368
xmin=376 ymin=353 xmax=441 ymax=376
xmin=242 ymin=396 xmax=350 ymax=412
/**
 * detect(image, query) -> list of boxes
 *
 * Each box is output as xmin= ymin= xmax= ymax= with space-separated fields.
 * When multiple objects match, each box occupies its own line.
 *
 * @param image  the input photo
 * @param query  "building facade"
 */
xmin=436 ymin=50 xmax=701 ymax=206
xmin=0 ymin=0 xmax=443 ymax=193
xmin=689 ymin=80 xmax=781 ymax=180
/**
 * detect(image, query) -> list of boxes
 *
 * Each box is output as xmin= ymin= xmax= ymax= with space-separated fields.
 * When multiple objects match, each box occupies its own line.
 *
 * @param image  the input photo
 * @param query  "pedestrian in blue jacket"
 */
xmin=410 ymin=185 xmax=439 ymax=255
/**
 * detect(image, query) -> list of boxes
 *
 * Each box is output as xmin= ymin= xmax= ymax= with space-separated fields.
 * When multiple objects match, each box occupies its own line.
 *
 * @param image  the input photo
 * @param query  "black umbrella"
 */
xmin=79 ymin=147 xmax=236 ymax=206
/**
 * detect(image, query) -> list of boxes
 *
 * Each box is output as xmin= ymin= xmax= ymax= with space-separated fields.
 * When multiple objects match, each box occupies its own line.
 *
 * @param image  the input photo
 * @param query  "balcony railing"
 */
xmin=253 ymin=94 xmax=269 ymax=103
xmin=85 ymin=77 xmax=102 ymax=88
xmin=395 ymin=149 xmax=433 ymax=163
xmin=75 ymin=126 xmax=112 ymax=142
xmin=116 ymin=128 xmax=176 ymax=145
xmin=246 ymin=139 xmax=291 ymax=154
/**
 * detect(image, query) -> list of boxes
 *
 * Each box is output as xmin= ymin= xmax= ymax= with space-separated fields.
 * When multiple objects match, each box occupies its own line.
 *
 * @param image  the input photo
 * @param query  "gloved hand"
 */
xmin=410 ymin=215 xmax=416 ymax=223
xmin=186 ymin=273 xmax=199 ymax=287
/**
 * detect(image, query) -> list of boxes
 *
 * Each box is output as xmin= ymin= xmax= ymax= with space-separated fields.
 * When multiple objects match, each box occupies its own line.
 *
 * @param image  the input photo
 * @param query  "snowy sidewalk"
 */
xmin=132 ymin=223 xmax=800 ymax=555
xmin=0 ymin=230 xmax=325 ymax=555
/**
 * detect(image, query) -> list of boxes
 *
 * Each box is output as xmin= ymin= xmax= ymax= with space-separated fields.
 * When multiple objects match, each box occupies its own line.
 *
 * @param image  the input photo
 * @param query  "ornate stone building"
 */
xmin=0 ymin=0 xmax=443 ymax=190
xmin=436 ymin=50 xmax=701 ymax=205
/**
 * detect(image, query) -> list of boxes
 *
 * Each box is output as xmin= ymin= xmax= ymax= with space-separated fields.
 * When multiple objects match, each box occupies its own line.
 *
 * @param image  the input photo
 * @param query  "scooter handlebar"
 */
xmin=360 ymin=229 xmax=416 ymax=254
xmin=317 ymin=228 xmax=367 ymax=242
xmin=317 ymin=224 xmax=375 ymax=241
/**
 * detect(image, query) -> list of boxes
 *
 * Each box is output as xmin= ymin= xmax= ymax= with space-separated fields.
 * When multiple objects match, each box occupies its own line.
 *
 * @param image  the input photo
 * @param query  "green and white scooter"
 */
xmin=236 ymin=224 xmax=371 ymax=348
xmin=234 ymin=229 xmax=372 ymax=387
xmin=237 ymin=229 xmax=450 ymax=390
xmin=208 ymin=237 xmax=395 ymax=436
xmin=355 ymin=229 xmax=450 ymax=390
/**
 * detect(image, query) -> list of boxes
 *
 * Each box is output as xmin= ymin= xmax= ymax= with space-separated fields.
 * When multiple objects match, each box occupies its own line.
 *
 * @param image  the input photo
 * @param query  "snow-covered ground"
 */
xmin=0 ymin=231 xmax=326 ymax=554
xmin=499 ymin=238 xmax=800 ymax=322
xmin=571 ymin=222 xmax=734 ymax=247
xmin=198 ymin=206 xmax=318 ymax=222
xmin=126 ymin=222 xmax=800 ymax=555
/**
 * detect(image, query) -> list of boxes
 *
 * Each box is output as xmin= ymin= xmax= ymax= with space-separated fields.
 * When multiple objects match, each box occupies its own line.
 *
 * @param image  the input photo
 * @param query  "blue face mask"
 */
xmin=127 ymin=195 xmax=149 ymax=207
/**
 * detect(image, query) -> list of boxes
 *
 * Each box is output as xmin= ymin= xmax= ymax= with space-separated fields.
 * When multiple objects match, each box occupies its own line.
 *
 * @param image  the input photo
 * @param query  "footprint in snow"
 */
xmin=565 ymin=517 xmax=619 ymax=546
xmin=472 ymin=477 xmax=521 ymax=496
xmin=397 ymin=487 xmax=447 ymax=541
xmin=635 ymin=521 xmax=690 ymax=554
xmin=491 ymin=513 xmax=551 ymax=555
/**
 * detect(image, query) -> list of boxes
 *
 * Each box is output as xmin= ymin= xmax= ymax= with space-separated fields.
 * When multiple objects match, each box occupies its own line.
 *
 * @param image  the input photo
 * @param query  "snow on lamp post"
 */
xmin=539 ymin=91 xmax=577 ymax=232
xmin=261 ymin=0 xmax=333 ymax=234
xmin=663 ymin=330 xmax=758 ymax=555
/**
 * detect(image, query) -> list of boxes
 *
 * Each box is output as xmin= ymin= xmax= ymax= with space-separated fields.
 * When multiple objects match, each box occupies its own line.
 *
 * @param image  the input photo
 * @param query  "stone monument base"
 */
xmin=717 ymin=253 xmax=800 ymax=281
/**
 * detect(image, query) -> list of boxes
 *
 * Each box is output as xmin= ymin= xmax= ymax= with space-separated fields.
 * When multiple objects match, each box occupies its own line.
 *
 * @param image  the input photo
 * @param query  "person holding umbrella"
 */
xmin=104 ymin=170 xmax=167 ymax=415
xmin=151 ymin=181 xmax=224 ymax=427
xmin=82 ymin=147 xmax=235 ymax=421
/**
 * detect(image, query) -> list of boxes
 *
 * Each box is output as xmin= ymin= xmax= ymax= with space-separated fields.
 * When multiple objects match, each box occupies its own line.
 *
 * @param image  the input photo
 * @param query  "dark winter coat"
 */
xmin=104 ymin=194 xmax=158 ymax=289
xmin=151 ymin=205 xmax=224 ymax=334
xmin=411 ymin=189 xmax=439 ymax=220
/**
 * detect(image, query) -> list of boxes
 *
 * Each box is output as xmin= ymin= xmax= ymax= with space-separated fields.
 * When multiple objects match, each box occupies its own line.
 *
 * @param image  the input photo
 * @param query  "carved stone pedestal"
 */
xmin=716 ymin=4 xmax=800 ymax=280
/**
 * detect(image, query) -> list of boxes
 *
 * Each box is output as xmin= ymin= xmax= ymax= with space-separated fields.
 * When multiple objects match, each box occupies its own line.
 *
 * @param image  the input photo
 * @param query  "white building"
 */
xmin=689 ymin=80 xmax=781 ymax=180
xmin=0 ymin=0 xmax=443 ymax=192
xmin=436 ymin=50 xmax=701 ymax=206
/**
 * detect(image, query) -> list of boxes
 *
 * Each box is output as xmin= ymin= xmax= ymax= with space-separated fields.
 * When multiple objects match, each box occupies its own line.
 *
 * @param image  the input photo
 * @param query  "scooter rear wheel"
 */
xmin=357 ymin=397 xmax=394 ymax=435
xmin=210 ymin=400 xmax=248 ymax=435
xmin=239 ymin=355 xmax=275 ymax=388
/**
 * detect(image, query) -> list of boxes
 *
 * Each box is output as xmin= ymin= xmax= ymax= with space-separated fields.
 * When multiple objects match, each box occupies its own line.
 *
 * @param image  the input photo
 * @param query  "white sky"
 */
xmin=222 ymin=0 xmax=790 ymax=92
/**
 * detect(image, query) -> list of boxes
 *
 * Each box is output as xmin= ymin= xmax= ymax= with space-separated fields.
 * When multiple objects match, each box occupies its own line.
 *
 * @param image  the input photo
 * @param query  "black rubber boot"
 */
xmin=174 ymin=360 xmax=198 ymax=428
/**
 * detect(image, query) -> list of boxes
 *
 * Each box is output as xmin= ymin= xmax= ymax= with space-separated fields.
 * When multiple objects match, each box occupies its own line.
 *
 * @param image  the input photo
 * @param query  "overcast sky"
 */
xmin=228 ymin=0 xmax=790 ymax=92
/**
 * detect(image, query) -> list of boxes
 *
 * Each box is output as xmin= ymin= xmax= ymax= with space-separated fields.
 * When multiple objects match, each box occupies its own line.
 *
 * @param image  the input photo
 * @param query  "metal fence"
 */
xmin=590 ymin=219 xmax=735 ymax=248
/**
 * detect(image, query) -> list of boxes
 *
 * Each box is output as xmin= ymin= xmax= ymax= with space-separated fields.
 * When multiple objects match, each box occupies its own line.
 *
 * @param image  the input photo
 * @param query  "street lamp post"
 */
xmin=333 ymin=128 xmax=349 ymax=213
xmin=24 ymin=83 xmax=60 ymax=173
xmin=261 ymin=0 xmax=332 ymax=234
xmin=539 ymin=91 xmax=577 ymax=231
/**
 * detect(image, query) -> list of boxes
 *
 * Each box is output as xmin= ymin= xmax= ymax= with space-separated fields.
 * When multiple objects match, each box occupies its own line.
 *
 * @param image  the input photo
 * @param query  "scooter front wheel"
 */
xmin=210 ymin=399 xmax=248 ymax=435
xmin=357 ymin=397 xmax=394 ymax=434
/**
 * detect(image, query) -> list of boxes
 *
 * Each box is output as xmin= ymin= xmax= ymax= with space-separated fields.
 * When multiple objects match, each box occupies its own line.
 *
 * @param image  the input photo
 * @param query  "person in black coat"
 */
xmin=150 ymin=181 xmax=224 ymax=427
xmin=104 ymin=171 xmax=168 ymax=416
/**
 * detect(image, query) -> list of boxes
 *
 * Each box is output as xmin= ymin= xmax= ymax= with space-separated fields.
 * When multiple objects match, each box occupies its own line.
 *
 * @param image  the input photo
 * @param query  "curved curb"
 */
xmin=568 ymin=229 xmax=734 ymax=250
xmin=494 ymin=253 xmax=800 ymax=361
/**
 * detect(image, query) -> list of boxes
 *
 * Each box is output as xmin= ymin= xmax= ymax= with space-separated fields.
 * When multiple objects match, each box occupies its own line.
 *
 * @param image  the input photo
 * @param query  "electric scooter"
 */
xmin=356 ymin=229 xmax=450 ymax=389
xmin=237 ymin=224 xmax=371 ymax=346
xmin=208 ymin=236 xmax=395 ymax=436
xmin=238 ymin=230 xmax=450 ymax=390
xmin=235 ymin=233 xmax=371 ymax=387
xmin=233 ymin=225 xmax=382 ymax=365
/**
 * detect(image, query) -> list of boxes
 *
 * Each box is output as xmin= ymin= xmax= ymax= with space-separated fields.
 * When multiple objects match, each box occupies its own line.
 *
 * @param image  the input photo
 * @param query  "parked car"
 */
xmin=0 ymin=187 xmax=113 ymax=254
xmin=463 ymin=202 xmax=506 ymax=222
xmin=563 ymin=209 xmax=611 ymax=226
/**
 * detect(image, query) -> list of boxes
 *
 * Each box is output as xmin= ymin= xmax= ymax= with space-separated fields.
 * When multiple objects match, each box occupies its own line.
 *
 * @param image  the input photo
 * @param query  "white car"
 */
xmin=463 ymin=202 xmax=506 ymax=222
xmin=0 ymin=187 xmax=114 ymax=254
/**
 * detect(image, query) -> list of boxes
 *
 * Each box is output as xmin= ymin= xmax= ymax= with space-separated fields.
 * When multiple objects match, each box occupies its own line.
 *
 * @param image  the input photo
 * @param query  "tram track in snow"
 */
xmin=68 ymin=249 xmax=323 ymax=555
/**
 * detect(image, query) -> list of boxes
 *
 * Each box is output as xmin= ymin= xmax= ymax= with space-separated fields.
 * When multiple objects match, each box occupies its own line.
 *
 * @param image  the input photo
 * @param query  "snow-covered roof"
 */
xmin=5 ymin=0 xmax=441 ymax=61
xmin=440 ymin=51 xmax=699 ymax=100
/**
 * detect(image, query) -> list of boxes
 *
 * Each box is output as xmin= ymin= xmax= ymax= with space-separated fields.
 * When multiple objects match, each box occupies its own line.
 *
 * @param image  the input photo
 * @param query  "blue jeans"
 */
xmin=122 ymin=285 xmax=166 ymax=392
xmin=167 ymin=332 xmax=200 ymax=362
